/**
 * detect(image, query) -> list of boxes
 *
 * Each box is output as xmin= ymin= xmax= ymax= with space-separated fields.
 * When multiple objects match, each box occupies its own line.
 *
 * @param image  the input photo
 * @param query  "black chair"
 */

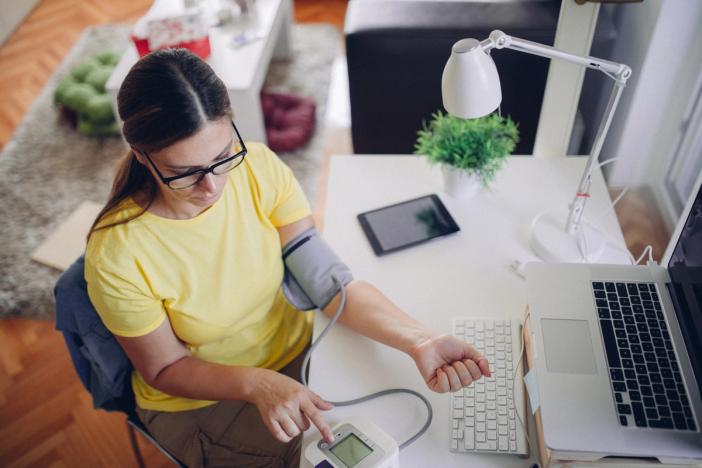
xmin=54 ymin=255 xmax=186 ymax=468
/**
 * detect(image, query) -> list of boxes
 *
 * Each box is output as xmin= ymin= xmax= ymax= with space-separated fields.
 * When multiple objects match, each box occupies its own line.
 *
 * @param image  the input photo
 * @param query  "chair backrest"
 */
xmin=54 ymin=255 xmax=136 ymax=417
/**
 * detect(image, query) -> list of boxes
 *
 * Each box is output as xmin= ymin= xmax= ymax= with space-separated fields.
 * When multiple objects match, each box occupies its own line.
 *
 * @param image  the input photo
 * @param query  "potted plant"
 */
xmin=414 ymin=111 xmax=519 ymax=199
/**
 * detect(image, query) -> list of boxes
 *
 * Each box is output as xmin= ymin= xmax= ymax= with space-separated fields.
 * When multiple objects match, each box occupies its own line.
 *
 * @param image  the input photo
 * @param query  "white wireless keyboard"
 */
xmin=450 ymin=318 xmax=528 ymax=455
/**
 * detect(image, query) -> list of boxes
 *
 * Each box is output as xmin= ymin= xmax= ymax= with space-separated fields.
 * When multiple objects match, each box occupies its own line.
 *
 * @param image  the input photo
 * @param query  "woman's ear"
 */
xmin=131 ymin=147 xmax=146 ymax=165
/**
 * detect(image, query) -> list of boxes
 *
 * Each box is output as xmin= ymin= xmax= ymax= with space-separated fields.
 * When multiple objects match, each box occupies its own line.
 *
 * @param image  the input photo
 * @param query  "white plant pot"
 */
xmin=441 ymin=165 xmax=482 ymax=199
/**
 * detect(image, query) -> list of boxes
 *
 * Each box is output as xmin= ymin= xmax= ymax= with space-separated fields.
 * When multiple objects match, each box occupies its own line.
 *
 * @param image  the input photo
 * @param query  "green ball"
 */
xmin=77 ymin=115 xmax=120 ymax=136
xmin=62 ymin=83 xmax=98 ymax=111
xmin=85 ymin=94 xmax=115 ymax=123
xmin=84 ymin=65 xmax=113 ymax=93
xmin=54 ymin=75 xmax=77 ymax=105
xmin=70 ymin=58 xmax=100 ymax=82
xmin=95 ymin=51 xmax=120 ymax=66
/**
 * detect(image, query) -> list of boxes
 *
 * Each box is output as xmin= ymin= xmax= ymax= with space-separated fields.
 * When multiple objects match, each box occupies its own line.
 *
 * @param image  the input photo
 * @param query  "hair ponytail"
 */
xmin=87 ymin=150 xmax=156 ymax=239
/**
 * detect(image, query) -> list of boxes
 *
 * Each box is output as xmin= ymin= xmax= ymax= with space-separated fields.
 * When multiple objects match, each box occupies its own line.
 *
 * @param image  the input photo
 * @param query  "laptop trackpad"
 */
xmin=542 ymin=319 xmax=597 ymax=374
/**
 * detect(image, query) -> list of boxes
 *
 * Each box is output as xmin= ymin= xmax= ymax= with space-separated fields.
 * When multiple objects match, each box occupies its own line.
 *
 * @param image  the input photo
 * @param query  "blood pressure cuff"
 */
xmin=281 ymin=227 xmax=354 ymax=311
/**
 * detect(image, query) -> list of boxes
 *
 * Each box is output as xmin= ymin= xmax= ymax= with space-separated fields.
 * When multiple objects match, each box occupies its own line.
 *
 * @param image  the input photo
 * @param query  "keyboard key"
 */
xmin=619 ymin=415 xmax=628 ymax=426
xmin=673 ymin=413 xmax=687 ymax=430
xmin=616 ymin=283 xmax=627 ymax=296
xmin=606 ymin=282 xmax=616 ymax=292
xmin=632 ymin=402 xmax=647 ymax=427
xmin=617 ymin=404 xmax=632 ymax=415
xmin=599 ymin=320 xmax=621 ymax=368
xmin=464 ymin=428 xmax=475 ymax=450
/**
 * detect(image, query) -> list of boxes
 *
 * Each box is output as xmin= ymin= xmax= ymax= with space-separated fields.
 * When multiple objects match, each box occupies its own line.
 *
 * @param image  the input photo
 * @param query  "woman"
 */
xmin=85 ymin=49 xmax=490 ymax=467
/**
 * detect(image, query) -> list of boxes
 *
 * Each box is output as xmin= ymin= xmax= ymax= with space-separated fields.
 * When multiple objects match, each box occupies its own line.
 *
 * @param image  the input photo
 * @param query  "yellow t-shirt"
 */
xmin=85 ymin=142 xmax=314 ymax=412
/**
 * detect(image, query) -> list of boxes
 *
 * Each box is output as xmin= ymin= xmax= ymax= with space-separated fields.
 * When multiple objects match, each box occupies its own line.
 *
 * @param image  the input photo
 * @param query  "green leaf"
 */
xmin=414 ymin=111 xmax=519 ymax=187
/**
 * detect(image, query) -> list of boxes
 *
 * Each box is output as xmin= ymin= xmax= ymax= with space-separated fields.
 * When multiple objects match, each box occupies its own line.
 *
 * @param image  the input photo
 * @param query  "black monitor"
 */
xmin=667 ymin=179 xmax=702 ymax=395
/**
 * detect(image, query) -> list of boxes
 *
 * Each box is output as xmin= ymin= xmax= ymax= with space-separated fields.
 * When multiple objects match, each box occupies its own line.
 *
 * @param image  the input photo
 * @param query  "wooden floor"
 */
xmin=0 ymin=1 xmax=669 ymax=467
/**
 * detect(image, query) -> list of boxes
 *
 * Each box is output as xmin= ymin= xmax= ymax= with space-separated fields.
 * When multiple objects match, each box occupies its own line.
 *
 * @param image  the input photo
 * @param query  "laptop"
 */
xmin=525 ymin=172 xmax=702 ymax=463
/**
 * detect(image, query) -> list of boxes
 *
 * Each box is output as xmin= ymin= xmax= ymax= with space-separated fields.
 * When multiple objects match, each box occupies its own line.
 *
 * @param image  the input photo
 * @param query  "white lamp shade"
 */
xmin=442 ymin=39 xmax=502 ymax=119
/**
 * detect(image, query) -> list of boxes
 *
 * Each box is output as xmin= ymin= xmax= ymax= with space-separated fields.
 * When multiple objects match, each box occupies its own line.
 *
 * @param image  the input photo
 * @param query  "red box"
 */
xmin=130 ymin=33 xmax=211 ymax=60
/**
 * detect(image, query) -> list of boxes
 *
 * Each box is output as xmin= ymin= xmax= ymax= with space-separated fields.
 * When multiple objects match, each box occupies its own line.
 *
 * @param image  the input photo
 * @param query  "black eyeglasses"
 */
xmin=141 ymin=120 xmax=247 ymax=190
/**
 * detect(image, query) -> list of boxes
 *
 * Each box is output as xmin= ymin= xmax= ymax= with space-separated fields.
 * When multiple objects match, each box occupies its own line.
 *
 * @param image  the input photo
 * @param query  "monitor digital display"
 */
xmin=329 ymin=433 xmax=373 ymax=467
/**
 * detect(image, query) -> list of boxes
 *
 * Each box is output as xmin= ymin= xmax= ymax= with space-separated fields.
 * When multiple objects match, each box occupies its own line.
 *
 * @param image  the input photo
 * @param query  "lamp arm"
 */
xmin=482 ymin=30 xmax=632 ymax=84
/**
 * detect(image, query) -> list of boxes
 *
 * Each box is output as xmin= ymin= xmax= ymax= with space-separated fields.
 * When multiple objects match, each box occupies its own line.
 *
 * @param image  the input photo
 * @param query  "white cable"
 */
xmin=633 ymin=245 xmax=654 ymax=265
xmin=591 ymin=184 xmax=631 ymax=226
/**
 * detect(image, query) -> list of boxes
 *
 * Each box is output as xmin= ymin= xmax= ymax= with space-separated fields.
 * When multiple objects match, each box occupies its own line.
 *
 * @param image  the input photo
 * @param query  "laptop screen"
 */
xmin=667 ymin=181 xmax=702 ymax=395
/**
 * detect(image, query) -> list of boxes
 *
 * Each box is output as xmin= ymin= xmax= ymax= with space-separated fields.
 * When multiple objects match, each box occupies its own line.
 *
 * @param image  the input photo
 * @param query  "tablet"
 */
xmin=357 ymin=194 xmax=460 ymax=256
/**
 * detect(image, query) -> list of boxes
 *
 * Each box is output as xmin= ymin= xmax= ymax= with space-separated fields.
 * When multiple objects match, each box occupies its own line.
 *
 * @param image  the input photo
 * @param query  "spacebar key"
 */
xmin=599 ymin=319 xmax=621 ymax=368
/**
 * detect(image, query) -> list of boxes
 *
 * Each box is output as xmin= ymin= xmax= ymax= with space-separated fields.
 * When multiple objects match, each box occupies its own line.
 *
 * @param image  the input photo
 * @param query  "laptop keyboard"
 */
xmin=592 ymin=281 xmax=697 ymax=431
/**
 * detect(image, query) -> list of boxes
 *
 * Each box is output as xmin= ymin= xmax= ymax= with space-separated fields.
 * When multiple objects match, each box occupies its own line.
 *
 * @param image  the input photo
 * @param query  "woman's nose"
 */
xmin=200 ymin=172 xmax=217 ymax=192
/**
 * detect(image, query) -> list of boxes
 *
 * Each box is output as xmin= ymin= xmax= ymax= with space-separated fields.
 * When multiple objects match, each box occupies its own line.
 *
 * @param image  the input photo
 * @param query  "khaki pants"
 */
xmin=136 ymin=349 xmax=309 ymax=468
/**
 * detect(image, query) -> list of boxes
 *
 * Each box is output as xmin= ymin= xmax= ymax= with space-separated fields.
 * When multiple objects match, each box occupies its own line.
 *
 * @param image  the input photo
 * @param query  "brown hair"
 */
xmin=88 ymin=48 xmax=232 ymax=239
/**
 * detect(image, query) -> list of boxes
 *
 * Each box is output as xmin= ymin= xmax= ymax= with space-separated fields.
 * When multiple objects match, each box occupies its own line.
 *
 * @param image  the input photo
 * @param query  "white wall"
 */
xmin=603 ymin=0 xmax=702 ymax=228
xmin=0 ymin=0 xmax=39 ymax=45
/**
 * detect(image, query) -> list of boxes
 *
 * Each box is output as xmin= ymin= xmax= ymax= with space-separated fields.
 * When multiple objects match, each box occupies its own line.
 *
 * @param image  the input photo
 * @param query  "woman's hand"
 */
xmin=251 ymin=370 xmax=335 ymax=444
xmin=410 ymin=334 xmax=491 ymax=393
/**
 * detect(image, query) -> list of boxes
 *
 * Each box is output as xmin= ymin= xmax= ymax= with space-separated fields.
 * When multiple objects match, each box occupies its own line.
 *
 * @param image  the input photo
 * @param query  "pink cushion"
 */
xmin=261 ymin=91 xmax=316 ymax=152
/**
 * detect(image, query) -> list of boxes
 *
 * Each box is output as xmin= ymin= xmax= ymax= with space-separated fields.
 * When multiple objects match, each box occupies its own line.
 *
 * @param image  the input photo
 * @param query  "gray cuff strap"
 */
xmin=281 ymin=227 xmax=354 ymax=311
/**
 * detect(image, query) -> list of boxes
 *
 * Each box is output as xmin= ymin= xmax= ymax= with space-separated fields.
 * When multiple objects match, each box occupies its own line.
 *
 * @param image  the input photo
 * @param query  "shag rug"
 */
xmin=0 ymin=22 xmax=339 ymax=319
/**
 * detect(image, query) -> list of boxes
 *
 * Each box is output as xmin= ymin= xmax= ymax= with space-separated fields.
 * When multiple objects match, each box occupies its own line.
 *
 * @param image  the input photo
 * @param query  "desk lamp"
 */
xmin=442 ymin=30 xmax=631 ymax=262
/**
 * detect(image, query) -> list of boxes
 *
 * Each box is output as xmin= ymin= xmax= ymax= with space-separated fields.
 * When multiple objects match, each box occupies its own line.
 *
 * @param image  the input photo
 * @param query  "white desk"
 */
xmin=106 ymin=0 xmax=292 ymax=144
xmin=302 ymin=155 xmax=630 ymax=467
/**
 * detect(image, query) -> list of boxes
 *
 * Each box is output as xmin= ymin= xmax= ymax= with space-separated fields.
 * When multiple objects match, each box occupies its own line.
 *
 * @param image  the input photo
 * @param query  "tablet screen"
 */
xmin=357 ymin=194 xmax=460 ymax=256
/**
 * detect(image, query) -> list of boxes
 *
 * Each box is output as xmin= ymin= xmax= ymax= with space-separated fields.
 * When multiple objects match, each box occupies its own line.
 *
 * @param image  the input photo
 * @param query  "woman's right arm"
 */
xmin=116 ymin=319 xmax=334 ymax=443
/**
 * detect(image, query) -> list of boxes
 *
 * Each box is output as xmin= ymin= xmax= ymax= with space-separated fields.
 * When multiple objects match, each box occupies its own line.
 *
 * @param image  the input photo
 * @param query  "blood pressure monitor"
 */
xmin=302 ymin=417 xmax=400 ymax=468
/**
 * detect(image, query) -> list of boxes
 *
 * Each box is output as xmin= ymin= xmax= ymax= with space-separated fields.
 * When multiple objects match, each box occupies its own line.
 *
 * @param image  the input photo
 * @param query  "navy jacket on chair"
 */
xmin=54 ymin=255 xmax=135 ymax=415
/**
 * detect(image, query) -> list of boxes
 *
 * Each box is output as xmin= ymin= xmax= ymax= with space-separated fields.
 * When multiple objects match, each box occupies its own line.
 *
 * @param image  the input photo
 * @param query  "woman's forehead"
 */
xmin=154 ymin=119 xmax=232 ymax=165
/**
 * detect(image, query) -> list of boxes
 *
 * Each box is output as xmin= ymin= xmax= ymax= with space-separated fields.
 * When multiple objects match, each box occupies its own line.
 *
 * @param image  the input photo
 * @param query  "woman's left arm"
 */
xmin=278 ymin=217 xmax=491 ymax=394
